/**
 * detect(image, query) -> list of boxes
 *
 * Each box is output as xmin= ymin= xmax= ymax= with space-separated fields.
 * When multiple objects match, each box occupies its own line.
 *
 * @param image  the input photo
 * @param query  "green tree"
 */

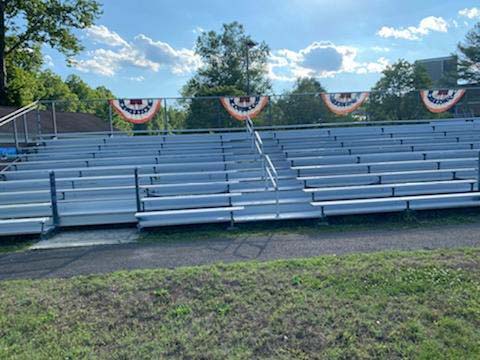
xmin=182 ymin=22 xmax=271 ymax=128
xmin=273 ymin=78 xmax=332 ymax=125
xmin=183 ymin=85 xmax=243 ymax=129
xmin=183 ymin=22 xmax=271 ymax=97
xmin=4 ymin=42 xmax=43 ymax=105
xmin=37 ymin=70 xmax=78 ymax=111
xmin=0 ymin=0 xmax=102 ymax=104
xmin=457 ymin=22 xmax=480 ymax=84
xmin=366 ymin=60 xmax=433 ymax=121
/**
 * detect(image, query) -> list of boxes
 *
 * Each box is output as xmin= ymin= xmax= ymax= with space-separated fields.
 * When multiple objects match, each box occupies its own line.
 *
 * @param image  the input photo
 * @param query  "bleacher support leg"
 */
xmin=134 ymin=168 xmax=141 ymax=212
xmin=227 ymin=211 xmax=237 ymax=231
xmin=49 ymin=171 xmax=59 ymax=227
xmin=317 ymin=207 xmax=329 ymax=226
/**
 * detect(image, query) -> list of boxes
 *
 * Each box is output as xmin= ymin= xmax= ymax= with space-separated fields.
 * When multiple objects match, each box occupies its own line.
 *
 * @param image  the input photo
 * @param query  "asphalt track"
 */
xmin=1 ymin=223 xmax=479 ymax=281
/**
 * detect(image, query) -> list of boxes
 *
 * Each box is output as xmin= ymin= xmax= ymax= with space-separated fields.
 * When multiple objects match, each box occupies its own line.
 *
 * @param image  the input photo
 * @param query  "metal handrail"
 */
xmin=0 ymin=101 xmax=39 ymax=152
xmin=246 ymin=116 xmax=280 ymax=217
xmin=0 ymin=101 xmax=38 ymax=127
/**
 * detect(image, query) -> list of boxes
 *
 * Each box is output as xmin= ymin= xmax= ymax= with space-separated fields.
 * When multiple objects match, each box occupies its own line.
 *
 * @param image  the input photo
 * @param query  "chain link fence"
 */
xmin=9 ymin=87 xmax=479 ymax=139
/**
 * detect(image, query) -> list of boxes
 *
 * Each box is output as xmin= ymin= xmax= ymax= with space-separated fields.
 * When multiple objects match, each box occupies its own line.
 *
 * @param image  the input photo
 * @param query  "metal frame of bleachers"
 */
xmin=2 ymin=100 xmax=480 ymax=237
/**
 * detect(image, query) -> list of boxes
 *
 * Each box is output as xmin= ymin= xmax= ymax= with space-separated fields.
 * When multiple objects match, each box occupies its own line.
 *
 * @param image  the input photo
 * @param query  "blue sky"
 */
xmin=43 ymin=1 xmax=480 ymax=97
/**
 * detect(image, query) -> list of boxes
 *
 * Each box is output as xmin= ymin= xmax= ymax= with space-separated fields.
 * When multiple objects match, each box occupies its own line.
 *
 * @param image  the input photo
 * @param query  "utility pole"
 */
xmin=245 ymin=40 xmax=256 ymax=95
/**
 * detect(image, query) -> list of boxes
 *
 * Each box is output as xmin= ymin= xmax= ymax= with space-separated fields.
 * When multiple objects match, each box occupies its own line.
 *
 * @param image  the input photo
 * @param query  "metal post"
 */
xmin=22 ymin=113 xmax=29 ymax=143
xmin=12 ymin=118 xmax=19 ymax=153
xmin=51 ymin=101 xmax=58 ymax=138
xmin=163 ymin=98 xmax=168 ymax=133
xmin=49 ymin=171 xmax=59 ymax=227
xmin=268 ymin=99 xmax=273 ymax=126
xmin=216 ymin=99 xmax=221 ymax=128
xmin=245 ymin=40 xmax=256 ymax=95
xmin=478 ymin=152 xmax=480 ymax=192
xmin=36 ymin=107 xmax=42 ymax=140
xmin=275 ymin=184 xmax=280 ymax=218
xmin=134 ymin=168 xmax=141 ymax=212
xmin=246 ymin=48 xmax=250 ymax=95
xmin=108 ymin=102 xmax=114 ymax=137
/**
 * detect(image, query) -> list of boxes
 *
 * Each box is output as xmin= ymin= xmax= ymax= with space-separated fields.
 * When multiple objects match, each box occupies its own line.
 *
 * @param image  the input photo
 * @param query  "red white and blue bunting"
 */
xmin=420 ymin=89 xmax=466 ymax=113
xmin=321 ymin=92 xmax=369 ymax=115
xmin=220 ymin=96 xmax=269 ymax=121
xmin=110 ymin=98 xmax=162 ymax=124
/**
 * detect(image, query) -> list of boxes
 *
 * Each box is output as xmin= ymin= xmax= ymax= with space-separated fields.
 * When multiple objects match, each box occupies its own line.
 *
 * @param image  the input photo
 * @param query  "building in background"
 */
xmin=415 ymin=56 xmax=458 ymax=87
xmin=416 ymin=56 xmax=479 ymax=117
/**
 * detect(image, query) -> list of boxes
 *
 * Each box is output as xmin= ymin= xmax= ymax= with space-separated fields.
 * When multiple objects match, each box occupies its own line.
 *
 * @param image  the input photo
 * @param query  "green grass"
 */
xmin=138 ymin=207 xmax=480 ymax=244
xmin=0 ymin=236 xmax=35 ymax=254
xmin=1 ymin=248 xmax=479 ymax=359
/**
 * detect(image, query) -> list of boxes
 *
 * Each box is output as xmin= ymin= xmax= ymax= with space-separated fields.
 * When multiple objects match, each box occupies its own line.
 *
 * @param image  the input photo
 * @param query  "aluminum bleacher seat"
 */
xmin=2 ymin=118 xmax=480 ymax=236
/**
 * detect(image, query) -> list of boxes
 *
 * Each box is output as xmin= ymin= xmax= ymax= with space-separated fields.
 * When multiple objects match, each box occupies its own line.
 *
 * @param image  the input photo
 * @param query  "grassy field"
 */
xmin=0 ymin=248 xmax=479 ymax=359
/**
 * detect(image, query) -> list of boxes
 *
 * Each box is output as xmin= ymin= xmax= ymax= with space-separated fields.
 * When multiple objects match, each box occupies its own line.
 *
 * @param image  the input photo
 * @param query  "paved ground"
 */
xmin=1 ymin=222 xmax=480 ymax=281
xmin=30 ymin=228 xmax=139 ymax=250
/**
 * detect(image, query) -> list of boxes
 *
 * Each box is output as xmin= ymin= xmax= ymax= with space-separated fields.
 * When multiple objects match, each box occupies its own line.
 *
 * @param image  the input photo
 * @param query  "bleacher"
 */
xmin=1 ymin=117 xmax=480 ymax=237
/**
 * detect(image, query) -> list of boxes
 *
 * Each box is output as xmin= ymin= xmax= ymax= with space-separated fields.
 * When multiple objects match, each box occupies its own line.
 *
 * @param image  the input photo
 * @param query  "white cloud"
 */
xmin=84 ymin=25 xmax=129 ymax=47
xmin=459 ymin=7 xmax=480 ymax=19
xmin=268 ymin=41 xmax=390 ymax=82
xmin=371 ymin=46 xmax=391 ymax=53
xmin=126 ymin=76 xmax=145 ymax=82
xmin=43 ymin=54 xmax=54 ymax=67
xmin=377 ymin=16 xmax=449 ymax=40
xmin=72 ymin=47 xmax=160 ymax=76
xmin=193 ymin=26 xmax=205 ymax=34
xmin=134 ymin=34 xmax=202 ymax=75
xmin=74 ymin=25 xmax=201 ymax=77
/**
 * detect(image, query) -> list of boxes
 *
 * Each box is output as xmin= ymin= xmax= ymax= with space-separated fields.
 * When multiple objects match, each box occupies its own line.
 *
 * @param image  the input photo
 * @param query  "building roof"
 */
xmin=0 ymin=106 xmax=113 ymax=135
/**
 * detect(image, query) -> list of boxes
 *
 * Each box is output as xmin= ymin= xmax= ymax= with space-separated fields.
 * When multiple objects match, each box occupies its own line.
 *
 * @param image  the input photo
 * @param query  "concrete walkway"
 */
xmin=1 ymin=222 xmax=479 ymax=281
xmin=31 ymin=228 xmax=139 ymax=250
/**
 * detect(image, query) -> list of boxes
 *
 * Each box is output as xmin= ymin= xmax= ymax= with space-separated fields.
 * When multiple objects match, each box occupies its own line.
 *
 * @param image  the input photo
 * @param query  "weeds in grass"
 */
xmin=0 ymin=248 xmax=478 ymax=359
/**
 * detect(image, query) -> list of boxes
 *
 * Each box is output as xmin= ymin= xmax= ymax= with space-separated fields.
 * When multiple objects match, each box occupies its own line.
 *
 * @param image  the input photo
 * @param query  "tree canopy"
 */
xmin=0 ymin=0 xmax=102 ymax=104
xmin=181 ymin=22 xmax=272 ymax=128
xmin=366 ymin=60 xmax=434 ymax=121
xmin=457 ymin=22 xmax=480 ymax=84
xmin=183 ymin=22 xmax=271 ymax=97
xmin=273 ymin=78 xmax=332 ymax=125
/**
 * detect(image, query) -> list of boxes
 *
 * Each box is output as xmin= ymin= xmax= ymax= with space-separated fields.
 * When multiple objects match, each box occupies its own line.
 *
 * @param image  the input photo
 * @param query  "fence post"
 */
xmin=268 ymin=99 xmax=273 ymax=126
xmin=108 ymin=102 xmax=114 ymax=137
xmin=12 ymin=118 xmax=19 ymax=153
xmin=22 ymin=113 xmax=29 ymax=143
xmin=478 ymin=152 xmax=480 ymax=192
xmin=134 ymin=168 xmax=141 ymax=212
xmin=49 ymin=171 xmax=59 ymax=227
xmin=163 ymin=98 xmax=168 ymax=133
xmin=36 ymin=106 xmax=42 ymax=140
xmin=216 ymin=99 xmax=221 ymax=128
xmin=51 ymin=101 xmax=58 ymax=138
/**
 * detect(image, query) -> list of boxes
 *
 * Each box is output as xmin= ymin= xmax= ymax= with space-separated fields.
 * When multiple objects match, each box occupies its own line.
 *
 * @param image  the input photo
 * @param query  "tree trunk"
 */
xmin=0 ymin=1 xmax=7 ymax=105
